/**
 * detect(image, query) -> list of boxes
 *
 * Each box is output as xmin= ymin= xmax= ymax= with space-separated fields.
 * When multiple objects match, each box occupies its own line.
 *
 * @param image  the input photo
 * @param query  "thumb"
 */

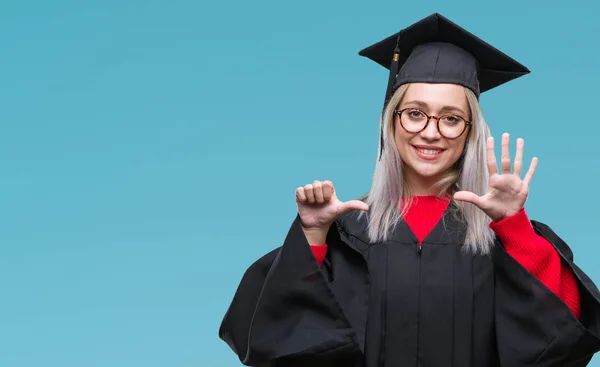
xmin=453 ymin=191 xmax=481 ymax=206
xmin=338 ymin=200 xmax=369 ymax=213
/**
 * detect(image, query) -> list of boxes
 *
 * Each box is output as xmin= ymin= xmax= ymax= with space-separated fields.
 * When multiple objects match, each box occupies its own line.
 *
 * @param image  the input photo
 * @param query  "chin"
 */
xmin=410 ymin=163 xmax=447 ymax=178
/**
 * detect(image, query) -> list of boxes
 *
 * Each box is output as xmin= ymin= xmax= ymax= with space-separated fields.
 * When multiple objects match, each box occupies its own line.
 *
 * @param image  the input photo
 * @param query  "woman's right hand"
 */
xmin=295 ymin=180 xmax=369 ymax=244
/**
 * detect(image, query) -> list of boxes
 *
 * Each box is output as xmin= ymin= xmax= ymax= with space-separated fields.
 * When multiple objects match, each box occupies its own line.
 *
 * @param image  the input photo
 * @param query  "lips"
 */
xmin=412 ymin=145 xmax=445 ymax=160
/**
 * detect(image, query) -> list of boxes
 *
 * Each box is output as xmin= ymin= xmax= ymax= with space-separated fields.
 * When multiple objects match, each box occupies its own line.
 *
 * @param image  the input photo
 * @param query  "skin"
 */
xmin=453 ymin=134 xmax=538 ymax=222
xmin=295 ymin=83 xmax=538 ymax=244
xmin=394 ymin=83 xmax=470 ymax=195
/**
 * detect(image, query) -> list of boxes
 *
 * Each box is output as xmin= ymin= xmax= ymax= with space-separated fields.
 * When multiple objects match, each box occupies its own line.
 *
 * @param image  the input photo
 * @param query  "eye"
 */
xmin=407 ymin=109 xmax=424 ymax=118
xmin=442 ymin=115 xmax=462 ymax=124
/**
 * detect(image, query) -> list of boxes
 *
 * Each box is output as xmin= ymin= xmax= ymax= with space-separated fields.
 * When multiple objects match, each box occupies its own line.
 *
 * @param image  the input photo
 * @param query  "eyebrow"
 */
xmin=402 ymin=100 xmax=467 ymax=116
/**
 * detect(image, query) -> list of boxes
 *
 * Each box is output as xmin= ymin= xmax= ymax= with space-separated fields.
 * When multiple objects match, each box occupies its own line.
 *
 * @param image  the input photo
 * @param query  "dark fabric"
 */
xmin=218 ymin=215 xmax=364 ymax=366
xmin=358 ymin=13 xmax=530 ymax=99
xmin=395 ymin=42 xmax=480 ymax=96
xmin=493 ymin=220 xmax=600 ymax=366
xmin=219 ymin=207 xmax=600 ymax=366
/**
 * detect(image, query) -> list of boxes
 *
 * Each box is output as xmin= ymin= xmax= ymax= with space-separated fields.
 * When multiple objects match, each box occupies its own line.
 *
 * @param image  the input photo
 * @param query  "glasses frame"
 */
xmin=394 ymin=108 xmax=472 ymax=139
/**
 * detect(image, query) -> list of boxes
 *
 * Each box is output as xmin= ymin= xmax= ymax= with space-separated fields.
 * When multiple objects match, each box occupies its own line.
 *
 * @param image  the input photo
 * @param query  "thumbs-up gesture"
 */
xmin=295 ymin=180 xmax=369 ymax=244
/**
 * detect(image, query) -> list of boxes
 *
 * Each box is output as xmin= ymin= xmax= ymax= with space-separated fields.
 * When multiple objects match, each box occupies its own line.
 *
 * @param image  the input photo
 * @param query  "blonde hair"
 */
xmin=360 ymin=83 xmax=495 ymax=255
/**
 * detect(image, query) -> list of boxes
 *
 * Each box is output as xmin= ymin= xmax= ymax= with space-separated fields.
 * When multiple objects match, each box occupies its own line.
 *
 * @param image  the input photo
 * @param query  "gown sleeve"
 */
xmin=218 ymin=215 xmax=361 ymax=366
xmin=493 ymin=216 xmax=600 ymax=366
xmin=489 ymin=209 xmax=580 ymax=318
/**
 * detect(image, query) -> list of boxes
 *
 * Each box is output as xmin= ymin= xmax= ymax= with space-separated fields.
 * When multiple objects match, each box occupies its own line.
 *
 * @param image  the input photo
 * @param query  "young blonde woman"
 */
xmin=219 ymin=13 xmax=600 ymax=367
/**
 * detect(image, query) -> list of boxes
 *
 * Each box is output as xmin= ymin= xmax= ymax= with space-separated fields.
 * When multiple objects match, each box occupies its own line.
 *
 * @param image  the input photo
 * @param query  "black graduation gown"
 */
xmin=219 ymin=205 xmax=600 ymax=366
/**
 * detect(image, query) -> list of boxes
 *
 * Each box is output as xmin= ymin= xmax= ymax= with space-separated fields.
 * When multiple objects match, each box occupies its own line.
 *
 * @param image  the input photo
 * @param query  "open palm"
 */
xmin=454 ymin=133 xmax=538 ymax=222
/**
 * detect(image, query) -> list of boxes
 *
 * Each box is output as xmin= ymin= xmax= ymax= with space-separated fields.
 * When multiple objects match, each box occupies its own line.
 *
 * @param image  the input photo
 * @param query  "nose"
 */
xmin=419 ymin=117 xmax=442 ymax=141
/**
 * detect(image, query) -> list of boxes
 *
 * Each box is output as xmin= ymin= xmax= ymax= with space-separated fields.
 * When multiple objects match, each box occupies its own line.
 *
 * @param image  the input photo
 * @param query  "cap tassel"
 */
xmin=379 ymin=46 xmax=401 ymax=160
xmin=384 ymin=47 xmax=401 ymax=107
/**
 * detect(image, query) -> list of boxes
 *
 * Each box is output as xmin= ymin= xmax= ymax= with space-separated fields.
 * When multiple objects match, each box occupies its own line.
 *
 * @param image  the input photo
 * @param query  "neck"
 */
xmin=404 ymin=167 xmax=444 ymax=197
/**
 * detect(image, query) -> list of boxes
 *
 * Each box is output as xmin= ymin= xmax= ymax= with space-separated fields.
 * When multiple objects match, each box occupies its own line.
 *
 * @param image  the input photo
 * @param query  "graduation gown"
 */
xmin=218 ymin=204 xmax=600 ymax=366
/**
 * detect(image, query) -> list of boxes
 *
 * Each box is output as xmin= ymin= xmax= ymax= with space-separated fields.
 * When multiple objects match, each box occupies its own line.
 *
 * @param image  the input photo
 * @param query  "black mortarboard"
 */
xmin=358 ymin=13 xmax=530 ymax=158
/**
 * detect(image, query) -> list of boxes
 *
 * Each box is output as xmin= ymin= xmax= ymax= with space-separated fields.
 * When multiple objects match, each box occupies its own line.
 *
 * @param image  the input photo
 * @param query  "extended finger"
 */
xmin=295 ymin=187 xmax=307 ymax=202
xmin=322 ymin=180 xmax=334 ymax=201
xmin=453 ymin=191 xmax=482 ymax=208
xmin=304 ymin=184 xmax=315 ymax=204
xmin=339 ymin=199 xmax=369 ymax=213
xmin=501 ymin=133 xmax=511 ymax=174
xmin=486 ymin=137 xmax=498 ymax=175
xmin=513 ymin=138 xmax=524 ymax=177
xmin=523 ymin=157 xmax=539 ymax=187
xmin=313 ymin=180 xmax=324 ymax=204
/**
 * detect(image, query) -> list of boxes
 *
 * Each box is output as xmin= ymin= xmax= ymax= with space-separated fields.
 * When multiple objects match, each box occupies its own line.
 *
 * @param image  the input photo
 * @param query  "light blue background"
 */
xmin=1 ymin=0 xmax=598 ymax=366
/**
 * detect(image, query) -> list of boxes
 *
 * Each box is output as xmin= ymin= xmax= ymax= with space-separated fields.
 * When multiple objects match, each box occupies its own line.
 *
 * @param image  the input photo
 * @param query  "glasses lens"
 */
xmin=400 ymin=109 xmax=428 ymax=132
xmin=439 ymin=115 xmax=466 ymax=138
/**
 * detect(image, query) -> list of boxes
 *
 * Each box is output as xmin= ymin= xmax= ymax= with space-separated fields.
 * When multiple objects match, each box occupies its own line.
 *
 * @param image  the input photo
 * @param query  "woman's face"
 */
xmin=394 ymin=83 xmax=471 ymax=188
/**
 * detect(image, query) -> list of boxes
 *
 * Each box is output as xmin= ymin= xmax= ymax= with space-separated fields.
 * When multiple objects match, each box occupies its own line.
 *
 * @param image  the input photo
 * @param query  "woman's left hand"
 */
xmin=453 ymin=133 xmax=538 ymax=222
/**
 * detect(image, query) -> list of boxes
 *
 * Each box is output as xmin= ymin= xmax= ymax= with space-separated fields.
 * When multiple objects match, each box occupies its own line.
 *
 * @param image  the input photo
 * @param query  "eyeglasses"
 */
xmin=394 ymin=108 xmax=472 ymax=139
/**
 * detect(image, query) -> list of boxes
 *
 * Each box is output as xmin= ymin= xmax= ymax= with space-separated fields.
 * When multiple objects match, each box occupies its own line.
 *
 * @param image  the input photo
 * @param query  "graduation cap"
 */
xmin=358 ymin=13 xmax=530 ymax=158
